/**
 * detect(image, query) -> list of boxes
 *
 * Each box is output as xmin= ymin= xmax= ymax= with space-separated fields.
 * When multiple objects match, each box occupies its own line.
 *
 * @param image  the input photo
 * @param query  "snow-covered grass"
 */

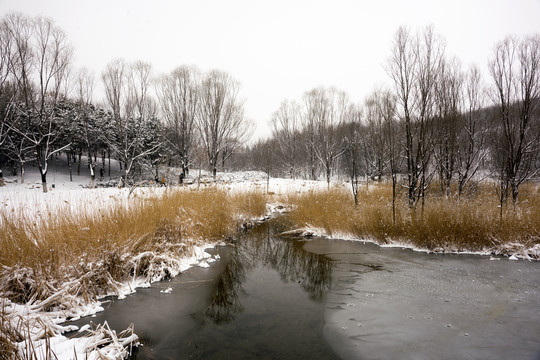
xmin=0 ymin=166 xmax=272 ymax=359
xmin=4 ymin=162 xmax=537 ymax=359
xmin=285 ymin=182 xmax=540 ymax=259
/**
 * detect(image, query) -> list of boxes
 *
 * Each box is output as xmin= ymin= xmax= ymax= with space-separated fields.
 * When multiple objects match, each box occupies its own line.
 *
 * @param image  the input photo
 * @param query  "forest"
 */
xmin=0 ymin=13 xmax=539 ymax=209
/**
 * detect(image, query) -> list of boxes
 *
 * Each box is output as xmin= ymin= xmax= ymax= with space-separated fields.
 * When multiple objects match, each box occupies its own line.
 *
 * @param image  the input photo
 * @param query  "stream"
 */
xmin=67 ymin=219 xmax=540 ymax=360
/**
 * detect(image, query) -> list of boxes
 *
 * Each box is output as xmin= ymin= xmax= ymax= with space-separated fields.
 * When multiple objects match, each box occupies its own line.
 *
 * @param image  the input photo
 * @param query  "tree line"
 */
xmin=0 ymin=14 xmax=538 ymax=205
xmin=248 ymin=25 xmax=540 ymax=210
xmin=0 ymin=13 xmax=252 ymax=191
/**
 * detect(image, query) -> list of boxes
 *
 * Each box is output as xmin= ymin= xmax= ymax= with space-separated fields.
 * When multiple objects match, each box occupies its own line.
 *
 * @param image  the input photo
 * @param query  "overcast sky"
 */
xmin=1 ymin=0 xmax=539 ymax=140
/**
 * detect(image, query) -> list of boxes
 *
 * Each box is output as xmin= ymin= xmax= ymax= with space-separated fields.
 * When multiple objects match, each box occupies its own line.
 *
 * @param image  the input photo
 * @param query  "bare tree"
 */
xmin=301 ymin=92 xmax=319 ymax=180
xmin=0 ymin=17 xmax=13 ymax=139
xmin=378 ymin=90 xmax=400 ymax=223
xmin=386 ymin=26 xmax=417 ymax=206
xmin=457 ymin=64 xmax=488 ymax=196
xmin=303 ymin=87 xmax=351 ymax=188
xmin=156 ymin=65 xmax=199 ymax=175
xmin=364 ymin=91 xmax=388 ymax=182
xmin=4 ymin=15 xmax=73 ymax=192
xmin=341 ymin=104 xmax=363 ymax=205
xmin=433 ymin=57 xmax=463 ymax=196
xmin=75 ymin=67 xmax=95 ymax=105
xmin=102 ymin=59 xmax=161 ymax=185
xmin=3 ymin=13 xmax=34 ymax=108
xmin=386 ymin=25 xmax=445 ymax=208
xmin=251 ymin=138 xmax=277 ymax=193
xmin=1 ymin=14 xmax=32 ymax=179
xmin=102 ymin=58 xmax=126 ymax=121
xmin=270 ymin=99 xmax=301 ymax=178
xmin=126 ymin=60 xmax=156 ymax=120
xmin=0 ymin=18 xmax=14 ymax=178
xmin=488 ymin=34 xmax=540 ymax=203
xmin=220 ymin=127 xmax=254 ymax=172
xmin=73 ymin=68 xmax=101 ymax=185
xmin=197 ymin=70 xmax=250 ymax=178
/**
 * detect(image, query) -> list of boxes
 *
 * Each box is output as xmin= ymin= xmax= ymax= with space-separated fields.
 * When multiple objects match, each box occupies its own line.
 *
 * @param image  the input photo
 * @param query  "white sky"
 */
xmin=1 ymin=0 xmax=539 ymax=140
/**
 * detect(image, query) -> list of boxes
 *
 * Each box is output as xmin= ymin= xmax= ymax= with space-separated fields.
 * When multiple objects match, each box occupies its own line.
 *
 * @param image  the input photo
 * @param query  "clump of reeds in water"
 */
xmin=284 ymin=182 xmax=540 ymax=255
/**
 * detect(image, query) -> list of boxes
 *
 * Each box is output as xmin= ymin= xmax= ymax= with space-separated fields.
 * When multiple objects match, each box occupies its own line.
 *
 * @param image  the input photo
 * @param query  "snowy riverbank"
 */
xmin=1 ymin=165 xmax=537 ymax=359
xmin=0 ymin=165 xmax=329 ymax=359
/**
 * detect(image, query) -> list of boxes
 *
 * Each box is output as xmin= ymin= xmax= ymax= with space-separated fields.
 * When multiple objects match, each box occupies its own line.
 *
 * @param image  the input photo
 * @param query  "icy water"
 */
xmin=67 ymin=220 xmax=540 ymax=360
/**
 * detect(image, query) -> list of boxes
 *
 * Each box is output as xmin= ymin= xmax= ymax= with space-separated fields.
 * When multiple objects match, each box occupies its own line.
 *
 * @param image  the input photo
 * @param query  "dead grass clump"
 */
xmin=1 ymin=302 xmax=22 ymax=360
xmin=0 ymin=187 xmax=266 ymax=358
xmin=285 ymin=188 xmax=355 ymax=236
xmin=0 ymin=188 xmax=267 ymax=304
xmin=285 ymin=183 xmax=540 ymax=254
xmin=230 ymin=191 xmax=268 ymax=219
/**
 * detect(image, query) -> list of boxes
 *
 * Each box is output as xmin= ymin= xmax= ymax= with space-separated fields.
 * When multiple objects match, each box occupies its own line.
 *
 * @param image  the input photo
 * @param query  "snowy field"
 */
xmin=0 ymin=159 xmax=331 ymax=221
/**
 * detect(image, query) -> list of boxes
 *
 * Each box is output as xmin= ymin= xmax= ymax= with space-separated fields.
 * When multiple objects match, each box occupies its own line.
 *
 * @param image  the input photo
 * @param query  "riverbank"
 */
xmin=1 ymin=169 xmax=539 ymax=359
xmin=0 ymin=173 xmax=271 ymax=359
xmin=283 ymin=183 xmax=540 ymax=260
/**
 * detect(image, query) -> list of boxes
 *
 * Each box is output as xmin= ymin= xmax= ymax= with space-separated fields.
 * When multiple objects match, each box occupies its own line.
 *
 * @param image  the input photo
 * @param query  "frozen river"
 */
xmin=67 ymin=219 xmax=540 ymax=359
xmin=306 ymin=239 xmax=540 ymax=360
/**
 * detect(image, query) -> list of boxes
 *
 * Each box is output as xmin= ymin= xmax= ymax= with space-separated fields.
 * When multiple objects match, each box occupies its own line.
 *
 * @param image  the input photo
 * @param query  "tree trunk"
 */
xmin=40 ymin=170 xmax=48 ymax=193
xmin=326 ymin=166 xmax=331 ymax=190
xmin=90 ymin=165 xmax=95 ymax=187
xmin=20 ymin=163 xmax=25 ymax=184
xmin=77 ymin=151 xmax=82 ymax=176
xmin=392 ymin=173 xmax=397 ymax=225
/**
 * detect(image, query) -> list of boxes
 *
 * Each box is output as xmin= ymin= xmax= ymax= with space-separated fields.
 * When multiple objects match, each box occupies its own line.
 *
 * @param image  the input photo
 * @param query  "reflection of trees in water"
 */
xmin=204 ymin=221 xmax=332 ymax=323
xmin=204 ymin=247 xmax=249 ymax=323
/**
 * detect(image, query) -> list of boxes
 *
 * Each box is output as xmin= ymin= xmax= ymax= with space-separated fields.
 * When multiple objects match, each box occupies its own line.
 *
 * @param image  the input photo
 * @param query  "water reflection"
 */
xmin=203 ymin=220 xmax=333 ymax=323
xmin=204 ymin=246 xmax=247 ymax=323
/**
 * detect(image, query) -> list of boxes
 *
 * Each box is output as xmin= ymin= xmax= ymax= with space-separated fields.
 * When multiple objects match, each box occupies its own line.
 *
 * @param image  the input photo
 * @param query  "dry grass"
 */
xmin=0 ymin=186 xmax=267 ymax=358
xmin=0 ymin=187 xmax=267 ymax=304
xmin=285 ymin=182 xmax=540 ymax=253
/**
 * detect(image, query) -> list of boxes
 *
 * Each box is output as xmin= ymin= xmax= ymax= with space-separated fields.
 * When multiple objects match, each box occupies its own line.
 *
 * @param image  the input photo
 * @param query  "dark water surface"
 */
xmin=69 ymin=219 xmax=338 ymax=359
xmin=67 ymin=220 xmax=540 ymax=360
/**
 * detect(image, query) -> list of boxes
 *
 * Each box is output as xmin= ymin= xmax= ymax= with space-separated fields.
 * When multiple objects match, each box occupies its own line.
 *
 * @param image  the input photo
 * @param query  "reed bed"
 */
xmin=0 ymin=187 xmax=267 ymax=299
xmin=284 ymin=183 xmax=540 ymax=254
xmin=0 ymin=187 xmax=267 ymax=358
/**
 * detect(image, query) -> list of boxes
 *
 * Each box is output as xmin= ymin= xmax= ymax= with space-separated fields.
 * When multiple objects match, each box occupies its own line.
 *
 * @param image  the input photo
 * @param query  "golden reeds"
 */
xmin=285 ymin=183 xmax=540 ymax=253
xmin=0 ymin=187 xmax=267 ymax=303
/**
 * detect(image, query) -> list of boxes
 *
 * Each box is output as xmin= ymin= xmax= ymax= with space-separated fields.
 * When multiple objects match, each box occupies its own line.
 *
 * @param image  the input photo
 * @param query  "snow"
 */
xmin=1 ymin=162 xmax=536 ymax=359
